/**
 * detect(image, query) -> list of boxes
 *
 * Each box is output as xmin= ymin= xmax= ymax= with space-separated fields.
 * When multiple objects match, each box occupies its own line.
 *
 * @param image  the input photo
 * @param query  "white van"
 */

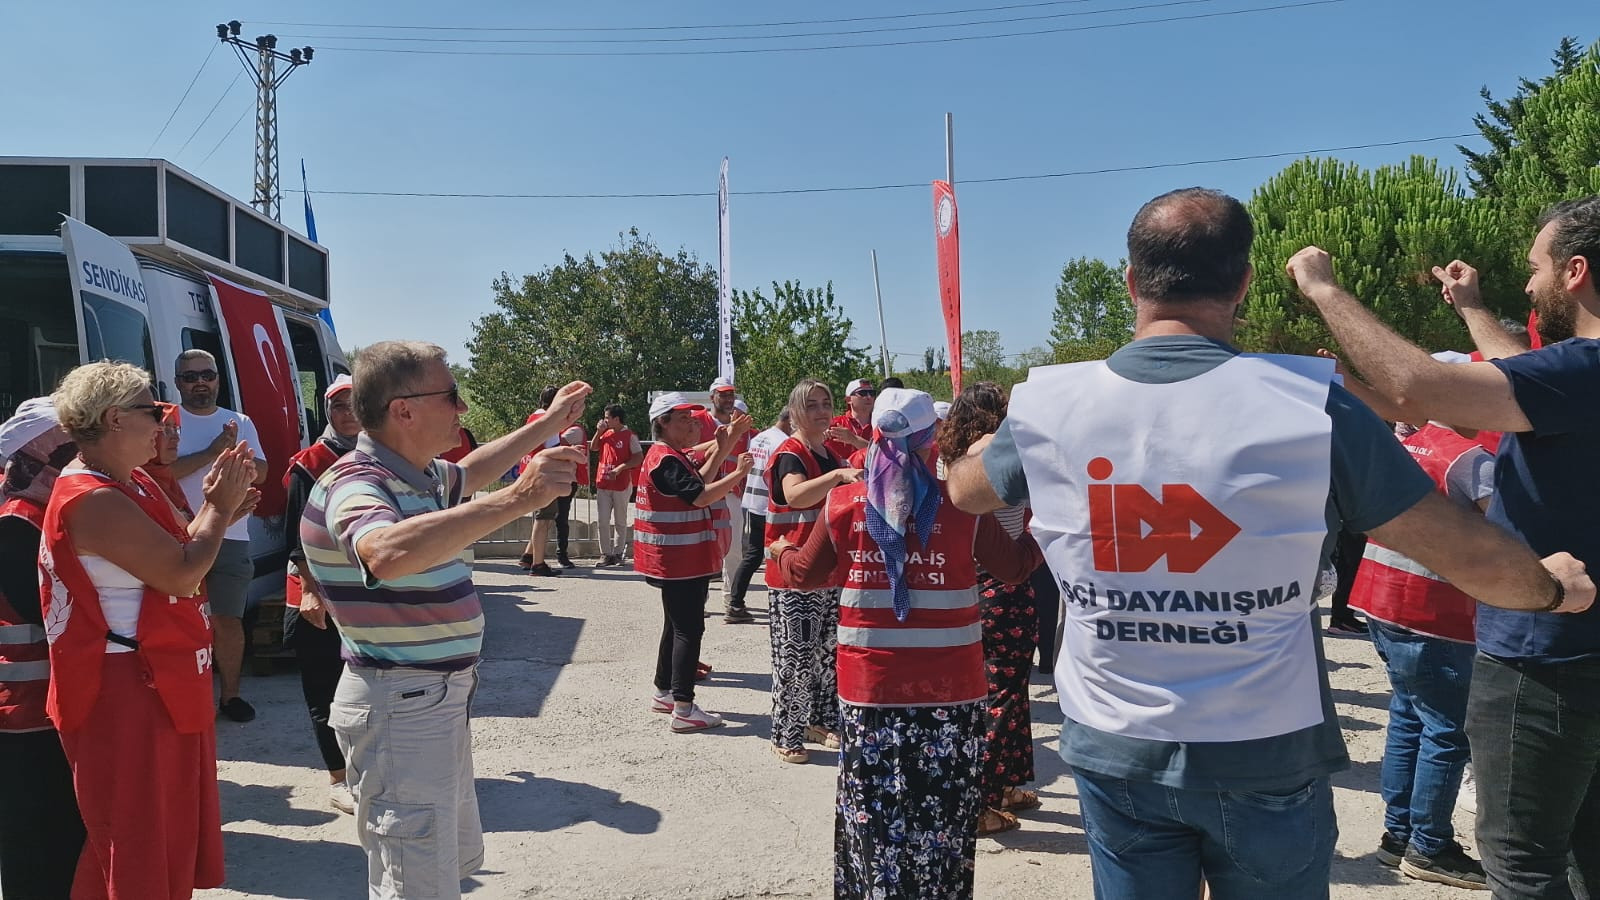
xmin=0 ymin=156 xmax=347 ymax=603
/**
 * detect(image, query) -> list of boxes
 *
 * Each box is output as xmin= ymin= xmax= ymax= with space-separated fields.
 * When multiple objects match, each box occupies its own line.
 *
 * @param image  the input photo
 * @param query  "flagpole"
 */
xmin=871 ymin=249 xmax=889 ymax=379
xmin=945 ymin=112 xmax=955 ymax=186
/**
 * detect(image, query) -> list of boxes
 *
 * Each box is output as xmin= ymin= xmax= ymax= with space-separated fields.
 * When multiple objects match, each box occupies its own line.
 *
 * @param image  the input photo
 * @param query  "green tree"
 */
xmin=1465 ymin=38 xmax=1600 ymax=236
xmin=1459 ymin=36 xmax=1588 ymax=198
xmin=961 ymin=329 xmax=1008 ymax=384
xmin=464 ymin=229 xmax=718 ymax=438
xmin=1242 ymin=155 xmax=1520 ymax=356
xmin=1050 ymin=257 xmax=1134 ymax=355
xmin=731 ymin=280 xmax=872 ymax=424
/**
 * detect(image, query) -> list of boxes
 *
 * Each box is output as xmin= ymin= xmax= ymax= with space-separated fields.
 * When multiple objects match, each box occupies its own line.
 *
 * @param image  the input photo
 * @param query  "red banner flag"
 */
xmin=933 ymin=180 xmax=963 ymax=393
xmin=207 ymin=274 xmax=303 ymax=517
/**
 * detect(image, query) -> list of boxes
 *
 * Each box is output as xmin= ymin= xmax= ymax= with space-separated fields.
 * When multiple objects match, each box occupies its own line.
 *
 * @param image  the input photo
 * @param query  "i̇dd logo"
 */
xmin=1087 ymin=457 xmax=1241 ymax=574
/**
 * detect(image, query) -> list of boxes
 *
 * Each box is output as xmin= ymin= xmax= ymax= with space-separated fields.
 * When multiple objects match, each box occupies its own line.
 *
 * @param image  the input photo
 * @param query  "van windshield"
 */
xmin=81 ymin=290 xmax=155 ymax=374
xmin=0 ymin=252 xmax=79 ymax=419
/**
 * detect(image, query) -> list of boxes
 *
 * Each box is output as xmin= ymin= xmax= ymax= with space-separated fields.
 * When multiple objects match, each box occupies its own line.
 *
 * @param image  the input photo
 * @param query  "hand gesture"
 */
xmin=824 ymin=426 xmax=853 ymax=443
xmin=208 ymin=419 xmax=240 ymax=455
xmin=732 ymin=452 xmax=755 ymax=476
xmin=546 ymin=381 xmax=593 ymax=429
xmin=1542 ymin=552 xmax=1595 ymax=614
xmin=767 ymin=536 xmax=795 ymax=559
xmin=836 ymin=467 xmax=863 ymax=485
xmin=299 ymin=590 xmax=329 ymax=630
xmin=717 ymin=413 xmax=753 ymax=447
xmin=230 ymin=487 xmax=261 ymax=524
xmin=1431 ymin=260 xmax=1484 ymax=312
xmin=1286 ymin=247 xmax=1337 ymax=295
xmin=202 ymin=441 xmax=256 ymax=513
xmin=512 ymin=445 xmax=582 ymax=509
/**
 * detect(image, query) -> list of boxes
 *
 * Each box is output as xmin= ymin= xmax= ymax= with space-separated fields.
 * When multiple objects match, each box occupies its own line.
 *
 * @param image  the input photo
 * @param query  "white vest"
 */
xmin=1010 ymin=354 xmax=1334 ymax=742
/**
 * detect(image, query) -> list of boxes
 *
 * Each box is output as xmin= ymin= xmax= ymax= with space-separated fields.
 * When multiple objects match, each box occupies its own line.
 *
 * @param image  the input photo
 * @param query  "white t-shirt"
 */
xmin=176 ymin=405 xmax=264 ymax=541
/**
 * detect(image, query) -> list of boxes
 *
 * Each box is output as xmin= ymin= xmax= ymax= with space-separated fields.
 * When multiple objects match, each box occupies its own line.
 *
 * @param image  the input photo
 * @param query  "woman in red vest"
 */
xmin=937 ymin=382 xmax=1043 ymax=836
xmin=635 ymin=392 xmax=751 ymax=734
xmin=282 ymin=374 xmax=361 ymax=816
xmin=764 ymin=379 xmax=859 ymax=764
xmin=0 ymin=398 xmax=84 ymax=898
xmin=42 ymin=361 xmax=257 ymax=899
xmin=770 ymin=388 xmax=1041 ymax=899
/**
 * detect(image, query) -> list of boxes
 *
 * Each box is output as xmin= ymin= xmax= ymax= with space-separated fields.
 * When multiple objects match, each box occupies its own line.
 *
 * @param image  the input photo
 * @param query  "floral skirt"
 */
xmin=835 ymin=702 xmax=986 ymax=899
xmin=979 ymin=572 xmax=1038 ymax=808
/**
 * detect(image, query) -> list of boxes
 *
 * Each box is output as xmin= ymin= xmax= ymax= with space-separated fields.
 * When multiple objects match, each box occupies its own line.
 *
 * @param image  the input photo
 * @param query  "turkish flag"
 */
xmin=933 ymin=180 xmax=963 ymax=393
xmin=207 ymin=274 xmax=302 ymax=517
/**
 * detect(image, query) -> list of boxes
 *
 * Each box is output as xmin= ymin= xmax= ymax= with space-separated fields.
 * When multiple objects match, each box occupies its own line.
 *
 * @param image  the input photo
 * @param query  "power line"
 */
xmin=256 ymin=0 xmax=1187 ymax=34
xmin=274 ymin=0 xmax=1221 ymax=45
xmin=172 ymin=70 xmax=243 ymax=160
xmin=310 ymin=133 xmax=1478 ymax=201
xmin=196 ymin=102 xmax=253 ymax=167
xmin=147 ymin=42 xmax=218 ymax=154
xmin=303 ymin=1 xmax=1344 ymax=58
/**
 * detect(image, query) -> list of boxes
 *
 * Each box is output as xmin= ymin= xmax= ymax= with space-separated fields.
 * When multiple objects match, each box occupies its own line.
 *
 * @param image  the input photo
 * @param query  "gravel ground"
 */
xmin=198 ymin=559 xmax=1475 ymax=899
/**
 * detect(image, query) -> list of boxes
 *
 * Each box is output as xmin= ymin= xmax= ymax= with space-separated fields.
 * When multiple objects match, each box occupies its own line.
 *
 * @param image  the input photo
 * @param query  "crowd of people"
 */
xmin=0 ymin=188 xmax=1597 ymax=900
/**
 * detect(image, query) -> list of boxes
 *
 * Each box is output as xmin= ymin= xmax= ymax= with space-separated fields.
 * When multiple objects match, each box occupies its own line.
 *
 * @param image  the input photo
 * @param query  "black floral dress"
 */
xmin=835 ymin=702 xmax=987 ymax=899
xmin=978 ymin=571 xmax=1038 ymax=809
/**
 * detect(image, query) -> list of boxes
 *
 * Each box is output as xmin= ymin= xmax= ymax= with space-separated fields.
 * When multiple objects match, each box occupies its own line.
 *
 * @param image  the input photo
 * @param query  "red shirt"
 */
xmin=824 ymin=413 xmax=871 ymax=462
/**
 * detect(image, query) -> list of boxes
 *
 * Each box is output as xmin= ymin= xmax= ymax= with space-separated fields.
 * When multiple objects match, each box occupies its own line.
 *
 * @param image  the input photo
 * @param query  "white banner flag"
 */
xmin=718 ymin=157 xmax=735 ymax=382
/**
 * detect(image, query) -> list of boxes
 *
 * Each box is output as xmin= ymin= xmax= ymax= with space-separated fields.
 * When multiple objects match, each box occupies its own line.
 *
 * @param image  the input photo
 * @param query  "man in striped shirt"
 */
xmin=301 ymin=341 xmax=588 ymax=900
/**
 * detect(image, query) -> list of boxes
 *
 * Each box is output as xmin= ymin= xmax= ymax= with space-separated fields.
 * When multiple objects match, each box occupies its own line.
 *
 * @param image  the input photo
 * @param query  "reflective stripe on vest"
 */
xmin=0 ymin=498 xmax=51 ymax=732
xmin=635 ymin=530 xmax=718 ymax=546
xmin=0 ymin=659 xmax=49 ymax=681
xmin=1348 ymin=424 xmax=1484 ymax=644
xmin=765 ymin=509 xmax=818 ymax=525
xmin=635 ymin=508 xmax=708 ymax=523
xmin=838 ymin=623 xmax=982 ymax=648
xmin=841 ymin=587 xmax=976 ymax=611
xmin=0 ymin=623 xmax=45 ymax=642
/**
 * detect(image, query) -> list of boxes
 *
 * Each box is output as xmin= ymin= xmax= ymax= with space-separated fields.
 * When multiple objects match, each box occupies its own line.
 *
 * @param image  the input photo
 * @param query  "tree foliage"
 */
xmin=961 ymin=329 xmax=1008 ymax=383
xmin=1466 ymin=38 xmax=1600 ymax=235
xmin=464 ymin=229 xmax=718 ymax=436
xmin=1241 ymin=156 xmax=1521 ymax=356
xmin=731 ymin=280 xmax=872 ymax=424
xmin=1050 ymin=257 xmax=1133 ymax=354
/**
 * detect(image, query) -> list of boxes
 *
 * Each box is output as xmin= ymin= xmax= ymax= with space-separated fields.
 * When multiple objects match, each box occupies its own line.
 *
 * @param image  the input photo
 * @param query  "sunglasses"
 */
xmin=177 ymin=369 xmax=219 ymax=384
xmin=393 ymin=385 xmax=461 ymax=406
xmin=853 ymin=389 xmax=877 ymax=397
xmin=124 ymin=401 xmax=178 ymax=424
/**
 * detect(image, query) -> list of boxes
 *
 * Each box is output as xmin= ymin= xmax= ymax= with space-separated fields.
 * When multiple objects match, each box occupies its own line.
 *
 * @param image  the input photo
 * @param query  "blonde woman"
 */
xmin=41 ymin=361 xmax=256 ymax=898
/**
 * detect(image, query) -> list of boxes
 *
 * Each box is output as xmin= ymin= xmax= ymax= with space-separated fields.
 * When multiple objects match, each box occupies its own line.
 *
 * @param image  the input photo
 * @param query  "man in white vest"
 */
xmin=948 ymin=187 xmax=1593 ymax=899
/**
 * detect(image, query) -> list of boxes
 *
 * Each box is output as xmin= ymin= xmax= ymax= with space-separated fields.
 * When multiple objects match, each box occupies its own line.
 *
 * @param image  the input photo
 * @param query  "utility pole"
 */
xmin=217 ymin=20 xmax=313 ymax=221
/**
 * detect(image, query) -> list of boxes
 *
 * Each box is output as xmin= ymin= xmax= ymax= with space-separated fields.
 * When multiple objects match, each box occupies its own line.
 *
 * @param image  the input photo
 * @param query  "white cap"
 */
xmin=0 ymin=398 xmax=60 ymax=467
xmin=325 ymin=373 xmax=354 ymax=400
xmin=709 ymin=376 xmax=737 ymax=393
xmin=845 ymin=378 xmax=875 ymax=396
xmin=733 ymin=399 xmax=748 ymax=413
xmin=871 ymin=388 xmax=936 ymax=439
xmin=648 ymin=392 xmax=702 ymax=421
xmin=932 ymin=401 xmax=951 ymax=421
xmin=1431 ymin=350 xmax=1473 ymax=365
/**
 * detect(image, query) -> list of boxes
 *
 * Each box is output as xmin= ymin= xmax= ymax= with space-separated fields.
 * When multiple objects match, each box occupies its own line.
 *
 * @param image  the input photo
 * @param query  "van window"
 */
xmin=180 ymin=328 xmax=236 ymax=409
xmin=81 ymin=293 xmax=155 ymax=378
xmin=0 ymin=253 xmax=78 ymax=419
xmin=284 ymin=317 xmax=328 ymax=440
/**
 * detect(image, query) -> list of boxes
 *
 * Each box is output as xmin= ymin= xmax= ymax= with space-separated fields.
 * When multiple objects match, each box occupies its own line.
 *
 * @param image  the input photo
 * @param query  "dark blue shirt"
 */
xmin=1481 ymin=338 xmax=1600 ymax=662
xmin=984 ymin=336 xmax=1433 ymax=791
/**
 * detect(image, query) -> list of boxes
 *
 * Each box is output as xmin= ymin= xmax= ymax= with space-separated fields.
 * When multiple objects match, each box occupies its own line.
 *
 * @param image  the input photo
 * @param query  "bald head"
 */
xmin=1127 ymin=187 xmax=1254 ymax=304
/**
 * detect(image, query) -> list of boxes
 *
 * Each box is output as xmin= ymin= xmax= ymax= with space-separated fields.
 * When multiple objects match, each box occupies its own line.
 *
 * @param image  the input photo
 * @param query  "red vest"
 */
xmin=694 ymin=410 xmax=750 ymax=479
xmin=633 ymin=443 xmax=721 ymax=580
xmin=594 ymin=428 xmax=637 ymax=491
xmin=40 ymin=470 xmax=216 ymax=734
xmin=0 ymin=497 xmax=50 ymax=733
xmin=824 ymin=482 xmax=986 ymax=707
xmin=523 ymin=414 xmax=588 ymax=485
xmin=284 ymin=440 xmax=345 ymax=609
xmin=763 ymin=437 xmax=832 ymax=590
xmin=824 ymin=413 xmax=871 ymax=462
xmin=1351 ymin=424 xmax=1483 ymax=643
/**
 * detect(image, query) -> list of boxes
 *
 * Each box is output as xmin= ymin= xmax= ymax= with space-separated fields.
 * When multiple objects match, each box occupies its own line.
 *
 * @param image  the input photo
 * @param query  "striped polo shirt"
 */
xmin=300 ymin=433 xmax=483 ymax=670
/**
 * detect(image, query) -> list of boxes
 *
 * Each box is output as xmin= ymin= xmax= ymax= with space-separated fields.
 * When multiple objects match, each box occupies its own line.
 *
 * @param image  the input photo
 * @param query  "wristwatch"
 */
xmin=1541 ymin=572 xmax=1566 ymax=613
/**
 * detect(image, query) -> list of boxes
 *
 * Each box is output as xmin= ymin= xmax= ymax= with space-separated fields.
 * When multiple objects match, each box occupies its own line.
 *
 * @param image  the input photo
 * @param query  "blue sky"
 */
xmin=6 ymin=1 xmax=1595 ymax=377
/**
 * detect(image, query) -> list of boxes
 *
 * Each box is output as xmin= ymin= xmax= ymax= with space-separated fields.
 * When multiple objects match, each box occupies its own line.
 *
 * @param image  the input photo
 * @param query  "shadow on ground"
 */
xmin=221 ymin=829 xmax=367 ymax=899
xmin=477 ymin=770 xmax=661 ymax=835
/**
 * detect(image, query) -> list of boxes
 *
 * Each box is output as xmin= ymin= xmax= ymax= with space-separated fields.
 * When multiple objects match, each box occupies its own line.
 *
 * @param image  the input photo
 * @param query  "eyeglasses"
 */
xmin=393 ymin=385 xmax=461 ymax=406
xmin=124 ymin=401 xmax=177 ymax=424
xmin=853 ymin=389 xmax=877 ymax=397
xmin=177 ymin=370 xmax=218 ymax=384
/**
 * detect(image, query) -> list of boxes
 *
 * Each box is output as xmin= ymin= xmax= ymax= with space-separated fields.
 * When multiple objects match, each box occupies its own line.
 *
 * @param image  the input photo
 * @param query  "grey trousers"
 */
xmin=330 ymin=665 xmax=483 ymax=900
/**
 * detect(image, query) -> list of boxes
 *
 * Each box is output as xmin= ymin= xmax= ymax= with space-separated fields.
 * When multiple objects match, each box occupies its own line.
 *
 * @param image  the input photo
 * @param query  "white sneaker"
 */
xmin=650 ymin=691 xmax=673 ymax=714
xmin=329 ymin=780 xmax=356 ymax=815
xmin=670 ymin=704 xmax=724 ymax=733
xmin=1456 ymin=764 xmax=1477 ymax=817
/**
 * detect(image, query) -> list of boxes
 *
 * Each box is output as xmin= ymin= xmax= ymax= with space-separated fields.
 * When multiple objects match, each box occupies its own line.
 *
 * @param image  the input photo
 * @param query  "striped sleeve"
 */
xmin=326 ymin=476 xmax=403 ymax=588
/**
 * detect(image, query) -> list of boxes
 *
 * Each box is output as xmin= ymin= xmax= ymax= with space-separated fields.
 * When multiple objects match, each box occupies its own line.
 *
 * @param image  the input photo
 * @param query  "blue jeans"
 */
xmin=1073 ymin=768 xmax=1336 ymax=899
xmin=1367 ymin=619 xmax=1475 ymax=856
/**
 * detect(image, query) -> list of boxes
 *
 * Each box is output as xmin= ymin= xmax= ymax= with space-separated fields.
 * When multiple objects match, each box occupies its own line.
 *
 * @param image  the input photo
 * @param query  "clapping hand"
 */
xmin=717 ymin=413 xmax=753 ymax=447
xmin=202 ymin=442 xmax=256 ymax=513
xmin=513 ymin=445 xmax=583 ymax=509
xmin=546 ymin=381 xmax=593 ymax=428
